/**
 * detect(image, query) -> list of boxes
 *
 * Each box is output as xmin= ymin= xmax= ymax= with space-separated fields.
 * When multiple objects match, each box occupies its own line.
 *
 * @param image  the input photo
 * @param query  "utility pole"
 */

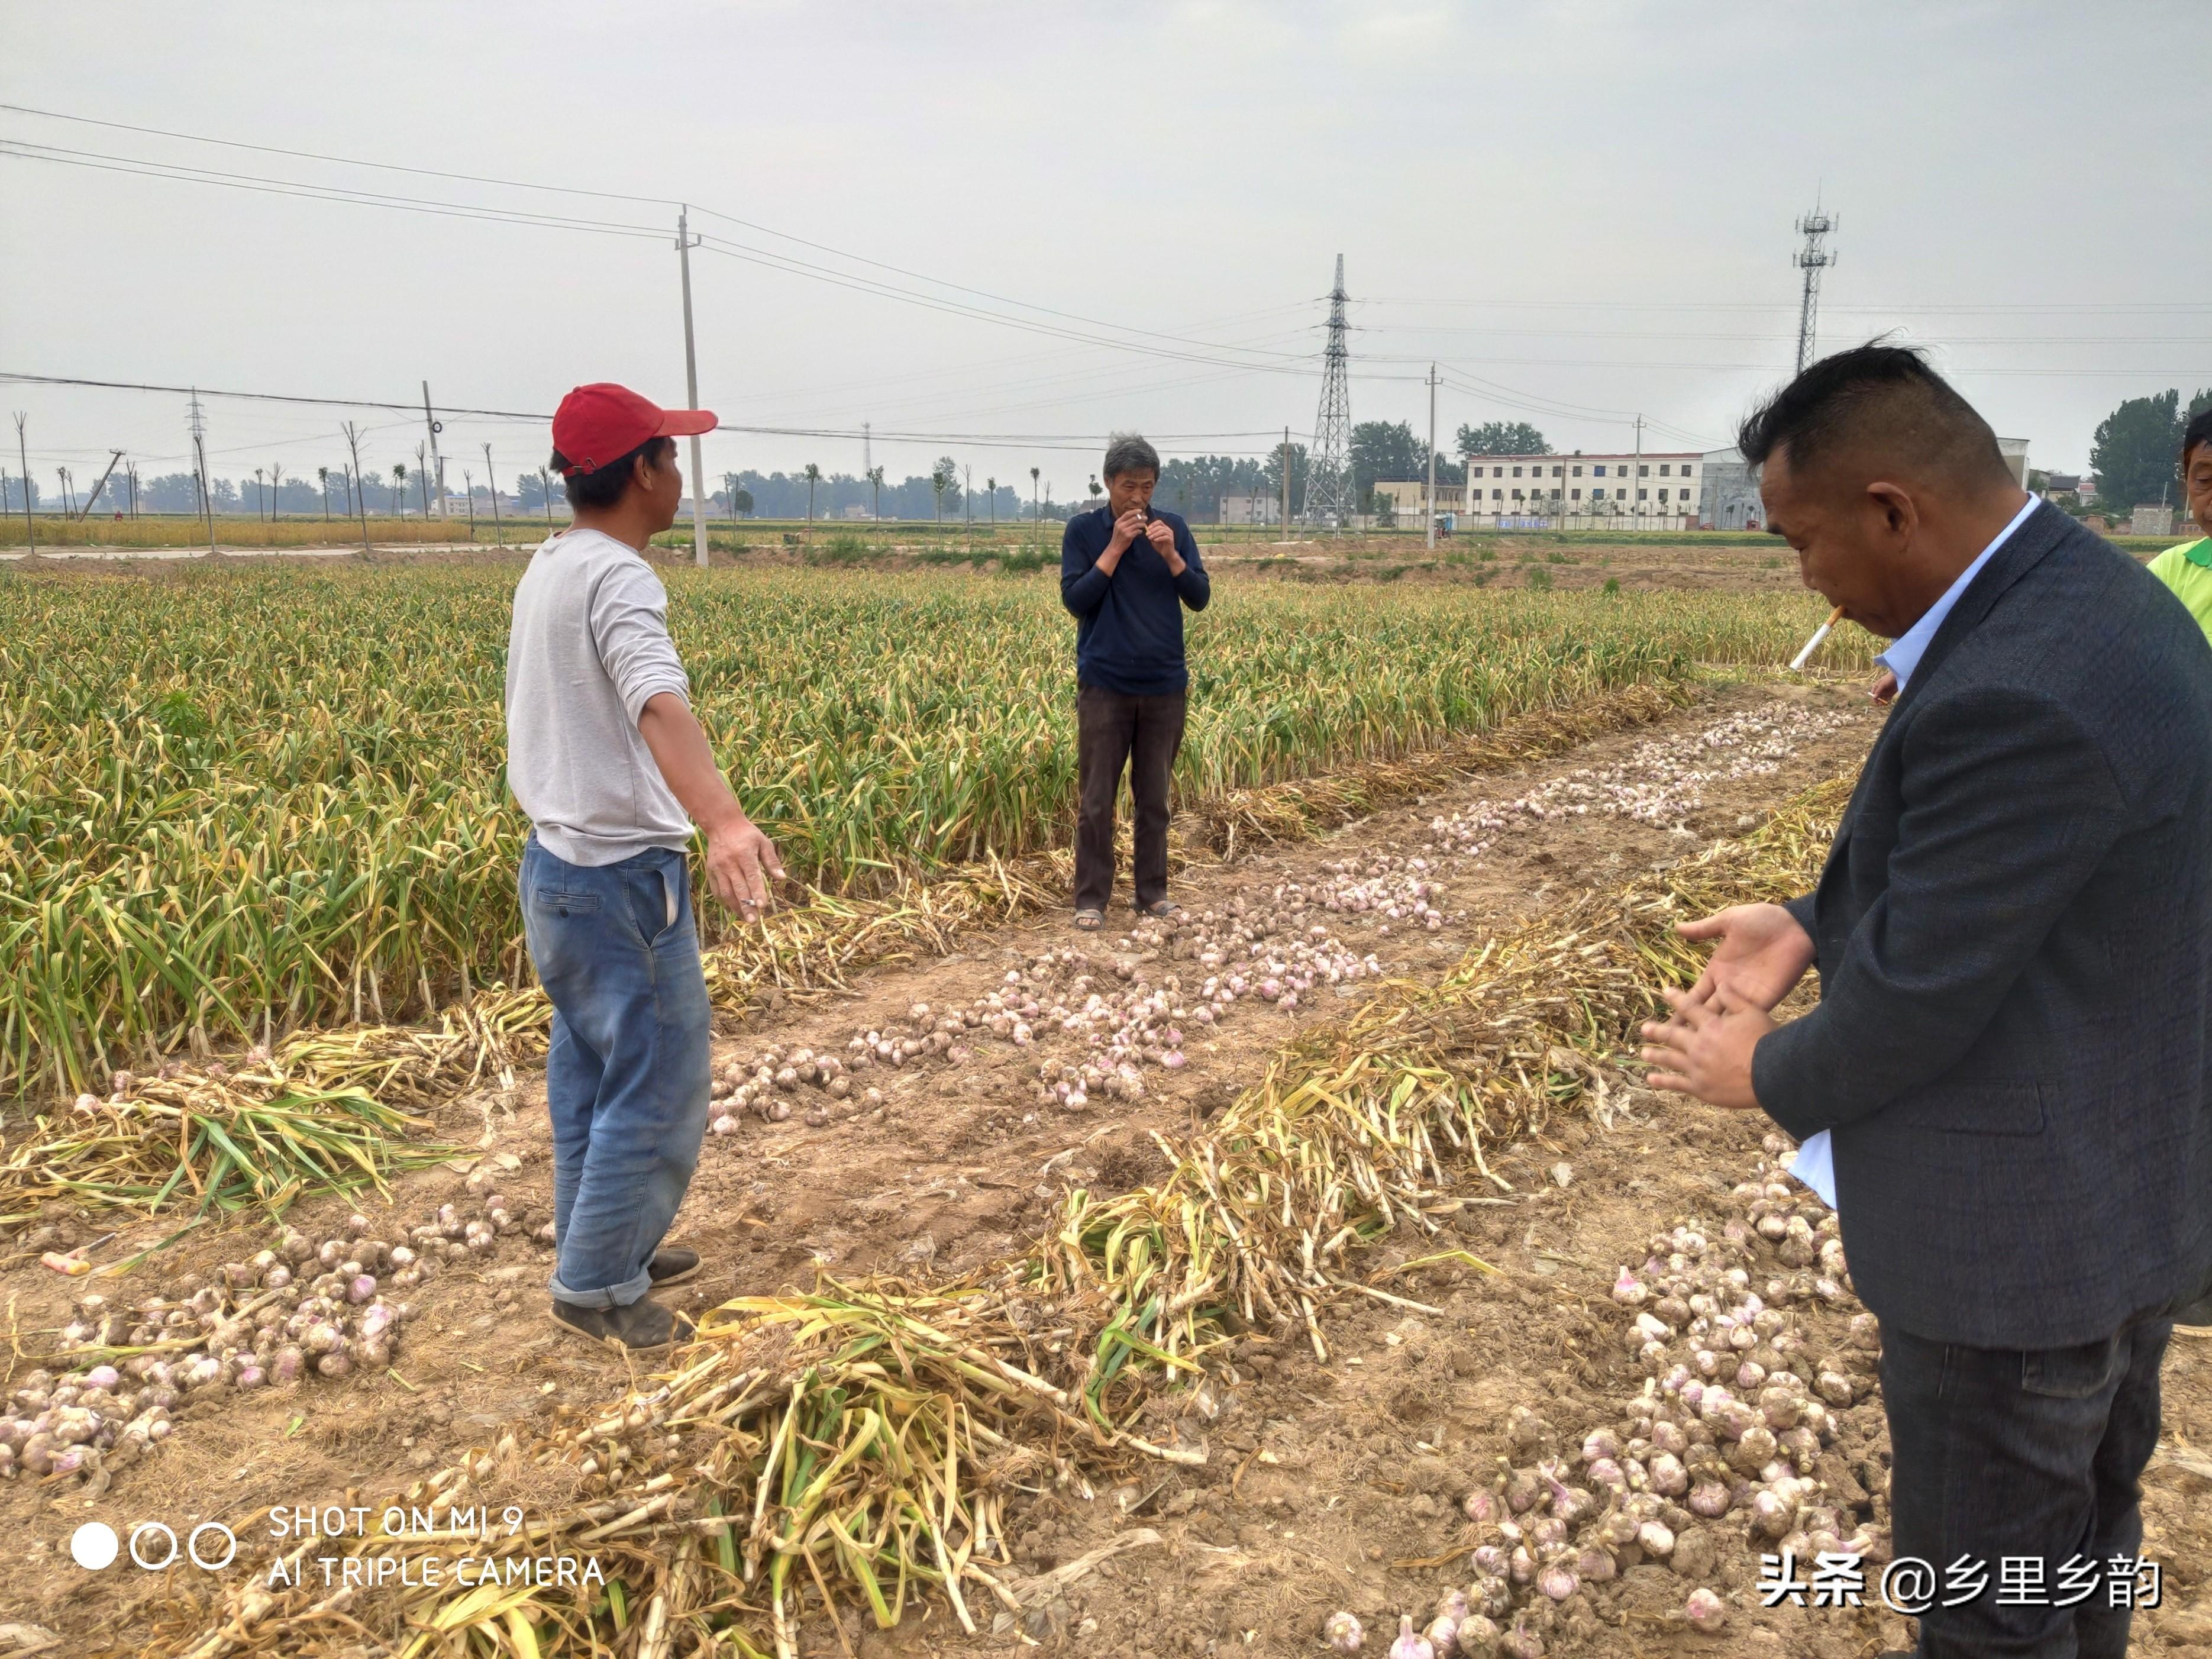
xmin=1425 ymin=363 xmax=1439 ymax=551
xmin=77 ymin=450 xmax=124 ymax=521
xmin=540 ymin=466 xmax=554 ymax=534
xmin=341 ymin=421 xmax=371 ymax=556
xmin=127 ymin=461 xmax=139 ymax=519
xmin=483 ymin=442 xmax=503 ymax=547
xmin=676 ymin=206 xmax=709 ymax=568
xmin=1633 ymin=414 xmax=1644 ymax=531
xmin=188 ymin=388 xmax=217 ymax=555
xmin=269 ymin=461 xmax=282 ymax=522
xmin=1793 ymin=201 xmax=1837 ymax=375
xmin=421 ymin=382 xmax=447 ymax=518
xmin=463 ymin=469 xmax=477 ymax=535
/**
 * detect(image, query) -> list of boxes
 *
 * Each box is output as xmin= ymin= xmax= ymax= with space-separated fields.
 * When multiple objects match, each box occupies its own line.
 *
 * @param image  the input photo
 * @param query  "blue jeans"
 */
xmin=1880 ymin=1314 xmax=2170 ymax=1659
xmin=518 ymin=837 xmax=711 ymax=1309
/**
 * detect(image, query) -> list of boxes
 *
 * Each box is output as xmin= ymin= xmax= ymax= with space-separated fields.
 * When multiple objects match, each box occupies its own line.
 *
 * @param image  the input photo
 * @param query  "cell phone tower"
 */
xmin=1793 ymin=201 xmax=1838 ymax=375
xmin=1304 ymin=254 xmax=1354 ymax=529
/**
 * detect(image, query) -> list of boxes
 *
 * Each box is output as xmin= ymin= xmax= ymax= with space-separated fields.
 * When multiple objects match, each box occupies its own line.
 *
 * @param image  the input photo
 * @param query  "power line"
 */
xmin=0 ymin=114 xmax=1321 ymax=376
xmin=0 ymin=141 xmax=672 ymax=240
xmin=1359 ymin=296 xmax=2212 ymax=315
xmin=0 ymin=373 xmax=1288 ymax=454
xmin=1 ymin=138 xmax=1326 ymax=379
xmin=1357 ymin=324 xmax=2212 ymax=346
xmin=692 ymin=236 xmax=1315 ymax=374
xmin=0 ymin=99 xmax=677 ymax=206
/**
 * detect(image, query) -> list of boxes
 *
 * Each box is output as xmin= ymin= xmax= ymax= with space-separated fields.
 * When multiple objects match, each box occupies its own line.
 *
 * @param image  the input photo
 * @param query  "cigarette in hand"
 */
xmin=1789 ymin=605 xmax=1845 ymax=672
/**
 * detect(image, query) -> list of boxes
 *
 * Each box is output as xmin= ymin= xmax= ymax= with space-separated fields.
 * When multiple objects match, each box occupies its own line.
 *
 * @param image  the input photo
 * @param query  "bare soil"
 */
xmin=5 ymin=677 xmax=2209 ymax=1657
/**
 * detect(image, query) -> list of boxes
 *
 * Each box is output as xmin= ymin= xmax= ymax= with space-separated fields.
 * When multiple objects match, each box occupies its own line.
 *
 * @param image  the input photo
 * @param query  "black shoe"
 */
xmin=550 ymin=1297 xmax=695 ymax=1352
xmin=648 ymin=1247 xmax=700 ymax=1287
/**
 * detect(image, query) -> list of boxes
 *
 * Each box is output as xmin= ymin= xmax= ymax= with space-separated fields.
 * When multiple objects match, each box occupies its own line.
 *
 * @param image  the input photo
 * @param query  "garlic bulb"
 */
xmin=1681 ymin=1587 xmax=1727 ymax=1632
xmin=1322 ymin=1611 xmax=1363 ymax=1654
xmin=1387 ymin=1615 xmax=1433 ymax=1659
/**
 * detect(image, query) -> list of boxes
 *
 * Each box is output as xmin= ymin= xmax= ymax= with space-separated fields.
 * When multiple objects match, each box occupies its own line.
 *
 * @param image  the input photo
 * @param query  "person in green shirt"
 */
xmin=2151 ymin=405 xmax=2212 ymax=1332
xmin=2146 ymin=406 xmax=2212 ymax=629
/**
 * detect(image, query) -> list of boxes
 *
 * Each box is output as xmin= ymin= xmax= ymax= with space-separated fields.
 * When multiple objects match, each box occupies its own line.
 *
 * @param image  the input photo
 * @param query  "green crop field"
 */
xmin=0 ymin=561 xmax=1868 ymax=1096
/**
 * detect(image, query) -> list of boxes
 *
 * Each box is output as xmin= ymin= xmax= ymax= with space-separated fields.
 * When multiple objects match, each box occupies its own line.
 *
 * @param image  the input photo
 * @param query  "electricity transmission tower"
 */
xmin=1304 ymin=254 xmax=1354 ymax=529
xmin=187 ymin=388 xmax=217 ymax=553
xmin=1793 ymin=202 xmax=1838 ymax=375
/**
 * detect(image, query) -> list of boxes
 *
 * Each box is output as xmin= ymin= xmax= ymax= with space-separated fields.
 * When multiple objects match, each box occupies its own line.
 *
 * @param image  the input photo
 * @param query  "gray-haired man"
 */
xmin=1058 ymin=435 xmax=1211 ymax=930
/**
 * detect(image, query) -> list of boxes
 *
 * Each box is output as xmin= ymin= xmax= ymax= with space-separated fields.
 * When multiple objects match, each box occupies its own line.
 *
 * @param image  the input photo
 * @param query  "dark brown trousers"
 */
xmin=1074 ymin=682 xmax=1187 ymax=914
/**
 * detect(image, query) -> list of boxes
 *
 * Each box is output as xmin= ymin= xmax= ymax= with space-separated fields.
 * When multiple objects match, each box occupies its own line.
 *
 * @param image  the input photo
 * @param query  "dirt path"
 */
xmin=7 ymin=676 xmax=2208 ymax=1655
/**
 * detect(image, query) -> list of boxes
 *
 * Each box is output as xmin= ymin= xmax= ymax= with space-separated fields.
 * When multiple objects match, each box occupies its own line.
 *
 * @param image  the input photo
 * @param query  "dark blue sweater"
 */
xmin=1060 ymin=506 xmax=1211 ymax=695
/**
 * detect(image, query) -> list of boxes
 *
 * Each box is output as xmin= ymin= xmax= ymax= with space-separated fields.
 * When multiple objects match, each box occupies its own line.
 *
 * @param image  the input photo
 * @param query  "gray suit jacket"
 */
xmin=1752 ymin=502 xmax=2212 ymax=1348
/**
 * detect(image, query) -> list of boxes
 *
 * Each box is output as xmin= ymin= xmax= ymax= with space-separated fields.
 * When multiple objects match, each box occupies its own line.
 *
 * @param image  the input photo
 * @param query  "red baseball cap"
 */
xmin=550 ymin=383 xmax=717 ymax=475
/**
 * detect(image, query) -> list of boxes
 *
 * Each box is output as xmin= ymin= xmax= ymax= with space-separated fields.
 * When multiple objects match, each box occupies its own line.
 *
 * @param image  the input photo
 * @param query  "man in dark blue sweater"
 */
xmin=1060 ymin=434 xmax=1211 ymax=929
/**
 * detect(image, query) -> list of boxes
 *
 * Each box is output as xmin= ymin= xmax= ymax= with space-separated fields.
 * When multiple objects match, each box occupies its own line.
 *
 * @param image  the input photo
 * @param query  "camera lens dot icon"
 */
xmin=70 ymin=1521 xmax=120 ymax=1571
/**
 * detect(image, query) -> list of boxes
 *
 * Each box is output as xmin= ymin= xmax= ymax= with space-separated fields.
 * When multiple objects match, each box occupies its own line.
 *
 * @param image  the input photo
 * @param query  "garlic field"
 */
xmin=19 ymin=561 xmax=2198 ymax=1659
xmin=0 ymin=564 xmax=1856 ymax=1099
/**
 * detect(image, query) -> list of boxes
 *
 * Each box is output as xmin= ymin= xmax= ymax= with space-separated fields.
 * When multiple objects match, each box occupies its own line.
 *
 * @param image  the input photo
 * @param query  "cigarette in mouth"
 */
xmin=1789 ymin=605 xmax=1845 ymax=672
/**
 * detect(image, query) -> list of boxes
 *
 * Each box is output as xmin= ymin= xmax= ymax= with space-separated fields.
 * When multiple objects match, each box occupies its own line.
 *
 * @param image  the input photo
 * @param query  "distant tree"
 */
xmin=2087 ymin=389 xmax=2211 ymax=511
xmin=803 ymin=462 xmax=822 ymax=524
xmin=2091 ymin=391 xmax=2182 ymax=511
xmin=318 ymin=466 xmax=331 ymax=521
xmin=392 ymin=463 xmax=408 ymax=519
xmin=1029 ymin=466 xmax=1041 ymax=521
xmin=931 ymin=456 xmax=957 ymax=522
xmin=269 ymin=462 xmax=282 ymax=521
xmin=733 ymin=487 xmax=753 ymax=517
xmin=1456 ymin=421 xmax=1549 ymax=457
xmin=253 ymin=467 xmax=265 ymax=521
xmin=1350 ymin=420 xmax=1426 ymax=512
xmin=867 ymin=465 xmax=884 ymax=521
xmin=986 ymin=476 xmax=997 ymax=527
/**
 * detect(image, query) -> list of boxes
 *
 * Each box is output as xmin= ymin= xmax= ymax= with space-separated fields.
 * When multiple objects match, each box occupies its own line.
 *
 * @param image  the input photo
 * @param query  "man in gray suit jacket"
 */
xmin=1641 ymin=345 xmax=2212 ymax=1659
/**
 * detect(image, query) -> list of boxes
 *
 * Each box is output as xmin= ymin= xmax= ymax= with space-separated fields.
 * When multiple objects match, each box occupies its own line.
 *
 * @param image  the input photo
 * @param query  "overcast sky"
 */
xmin=1 ymin=0 xmax=2203 ymax=499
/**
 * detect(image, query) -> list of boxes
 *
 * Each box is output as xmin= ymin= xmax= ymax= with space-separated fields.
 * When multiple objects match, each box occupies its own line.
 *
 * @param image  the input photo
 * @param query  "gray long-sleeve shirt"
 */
xmin=504 ymin=528 xmax=694 ymax=866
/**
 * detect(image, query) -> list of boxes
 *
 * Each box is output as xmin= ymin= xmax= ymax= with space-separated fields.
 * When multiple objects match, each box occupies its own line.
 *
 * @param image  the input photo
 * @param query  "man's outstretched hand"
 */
xmin=703 ymin=815 xmax=784 ymax=919
xmin=1676 ymin=902 xmax=1814 ymax=1013
xmin=1640 ymin=987 xmax=1773 ymax=1109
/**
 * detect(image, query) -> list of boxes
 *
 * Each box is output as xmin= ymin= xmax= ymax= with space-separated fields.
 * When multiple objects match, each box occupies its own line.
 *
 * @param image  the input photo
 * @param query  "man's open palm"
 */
xmin=1677 ymin=903 xmax=1814 ymax=1012
xmin=704 ymin=818 xmax=784 ymax=918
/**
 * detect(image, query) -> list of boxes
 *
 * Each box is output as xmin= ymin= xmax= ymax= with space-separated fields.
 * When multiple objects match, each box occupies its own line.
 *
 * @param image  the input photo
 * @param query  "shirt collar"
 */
xmin=1874 ymin=494 xmax=2039 ymax=693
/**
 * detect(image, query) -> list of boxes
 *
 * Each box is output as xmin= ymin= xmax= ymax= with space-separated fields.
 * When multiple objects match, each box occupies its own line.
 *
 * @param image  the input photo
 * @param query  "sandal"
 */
xmin=1073 ymin=908 xmax=1105 ymax=931
xmin=1141 ymin=900 xmax=1181 ymax=918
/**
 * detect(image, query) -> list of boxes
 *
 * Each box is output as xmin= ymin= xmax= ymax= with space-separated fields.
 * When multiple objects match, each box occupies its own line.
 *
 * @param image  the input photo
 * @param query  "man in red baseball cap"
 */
xmin=505 ymin=382 xmax=783 ymax=1351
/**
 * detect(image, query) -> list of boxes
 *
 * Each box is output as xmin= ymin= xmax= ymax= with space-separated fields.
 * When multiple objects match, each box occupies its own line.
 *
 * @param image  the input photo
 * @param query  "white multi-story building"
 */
xmin=1462 ymin=450 xmax=1702 ymax=518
